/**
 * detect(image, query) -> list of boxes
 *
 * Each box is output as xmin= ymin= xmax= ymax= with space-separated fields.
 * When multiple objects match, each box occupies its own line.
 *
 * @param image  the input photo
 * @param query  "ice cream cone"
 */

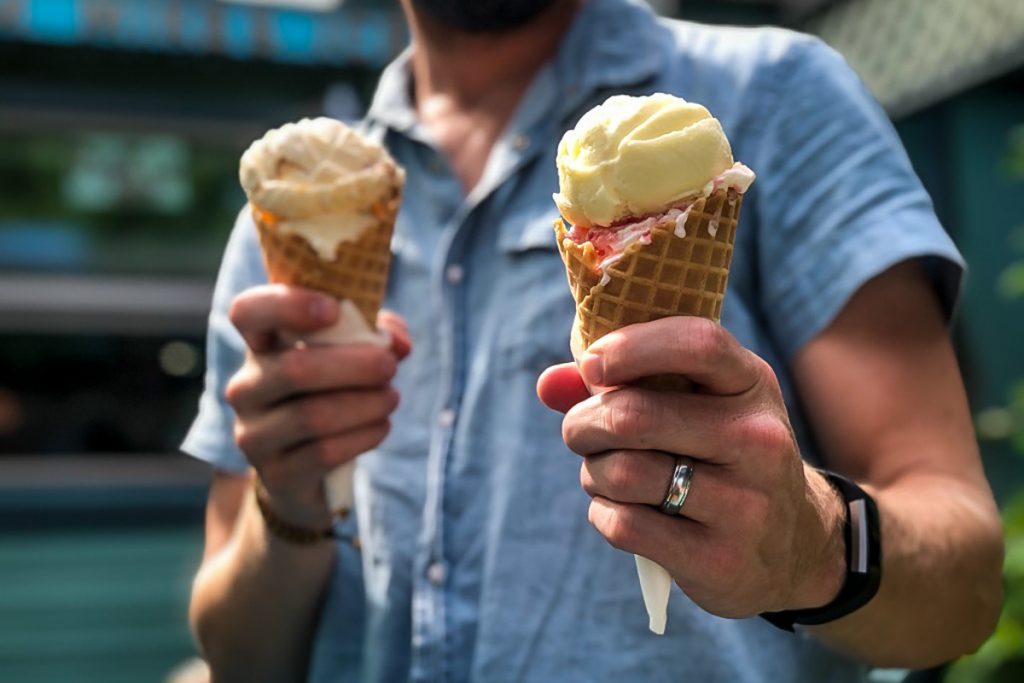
xmin=252 ymin=185 xmax=401 ymax=328
xmin=553 ymin=93 xmax=753 ymax=635
xmin=556 ymin=188 xmax=742 ymax=392
xmin=240 ymin=117 xmax=405 ymax=519
xmin=250 ymin=190 xmax=400 ymax=519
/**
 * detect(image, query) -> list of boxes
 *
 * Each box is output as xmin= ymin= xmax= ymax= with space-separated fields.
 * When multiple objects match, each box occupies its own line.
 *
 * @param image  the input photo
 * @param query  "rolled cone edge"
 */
xmin=635 ymin=554 xmax=673 ymax=635
xmin=324 ymin=460 xmax=355 ymax=519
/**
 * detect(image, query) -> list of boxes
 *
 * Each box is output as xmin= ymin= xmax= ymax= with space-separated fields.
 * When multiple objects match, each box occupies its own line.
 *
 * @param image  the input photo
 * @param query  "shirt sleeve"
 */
xmin=180 ymin=208 xmax=266 ymax=474
xmin=749 ymin=36 xmax=965 ymax=361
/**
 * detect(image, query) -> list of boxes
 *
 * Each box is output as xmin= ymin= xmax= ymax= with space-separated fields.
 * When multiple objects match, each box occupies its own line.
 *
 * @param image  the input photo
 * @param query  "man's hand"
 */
xmin=537 ymin=316 xmax=846 ymax=618
xmin=225 ymin=284 xmax=411 ymax=529
xmin=190 ymin=284 xmax=411 ymax=683
xmin=543 ymin=264 xmax=1002 ymax=666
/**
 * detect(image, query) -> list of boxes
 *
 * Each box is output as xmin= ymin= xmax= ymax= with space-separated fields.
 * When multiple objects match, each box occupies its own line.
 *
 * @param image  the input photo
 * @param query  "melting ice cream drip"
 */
xmin=707 ymin=192 xmax=729 ymax=238
xmin=673 ymin=209 xmax=690 ymax=239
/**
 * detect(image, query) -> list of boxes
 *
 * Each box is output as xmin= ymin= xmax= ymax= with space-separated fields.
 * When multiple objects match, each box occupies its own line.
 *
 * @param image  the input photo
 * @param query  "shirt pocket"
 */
xmin=495 ymin=210 xmax=577 ymax=377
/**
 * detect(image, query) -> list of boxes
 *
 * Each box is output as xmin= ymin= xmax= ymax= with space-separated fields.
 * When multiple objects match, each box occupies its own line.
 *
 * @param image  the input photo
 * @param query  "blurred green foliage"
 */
xmin=998 ymin=128 xmax=1024 ymax=300
xmin=945 ymin=496 xmax=1024 ymax=682
xmin=0 ymin=130 xmax=243 ymax=276
xmin=1004 ymin=125 xmax=1024 ymax=178
xmin=0 ymin=132 xmax=242 ymax=235
xmin=944 ymin=123 xmax=1024 ymax=683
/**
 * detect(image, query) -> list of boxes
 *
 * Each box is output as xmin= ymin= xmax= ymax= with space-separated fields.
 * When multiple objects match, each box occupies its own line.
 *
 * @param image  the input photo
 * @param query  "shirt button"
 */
xmin=427 ymin=562 xmax=446 ymax=586
xmin=445 ymin=264 xmax=464 ymax=285
xmin=511 ymin=133 xmax=530 ymax=151
xmin=438 ymin=408 xmax=456 ymax=428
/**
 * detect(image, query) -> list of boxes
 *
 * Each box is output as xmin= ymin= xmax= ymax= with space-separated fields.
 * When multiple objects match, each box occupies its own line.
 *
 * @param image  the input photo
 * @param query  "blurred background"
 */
xmin=0 ymin=1 xmax=1021 ymax=681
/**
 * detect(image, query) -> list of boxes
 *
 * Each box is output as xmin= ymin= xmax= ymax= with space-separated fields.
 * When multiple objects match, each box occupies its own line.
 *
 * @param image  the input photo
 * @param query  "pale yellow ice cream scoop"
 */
xmin=554 ymin=93 xmax=736 ymax=228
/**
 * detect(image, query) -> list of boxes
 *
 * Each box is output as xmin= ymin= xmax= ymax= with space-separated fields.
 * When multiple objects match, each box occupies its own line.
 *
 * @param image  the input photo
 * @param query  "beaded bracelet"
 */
xmin=253 ymin=478 xmax=337 ymax=545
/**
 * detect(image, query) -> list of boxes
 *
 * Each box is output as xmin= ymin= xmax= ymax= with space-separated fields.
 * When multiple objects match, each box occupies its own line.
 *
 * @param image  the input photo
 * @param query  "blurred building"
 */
xmin=0 ymin=0 xmax=403 ymax=455
xmin=0 ymin=1 xmax=1021 ymax=682
xmin=0 ymin=1 xmax=404 ymax=681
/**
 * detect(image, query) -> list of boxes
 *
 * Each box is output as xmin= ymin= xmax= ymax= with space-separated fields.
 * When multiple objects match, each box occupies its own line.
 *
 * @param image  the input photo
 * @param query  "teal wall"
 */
xmin=0 ymin=526 xmax=203 ymax=683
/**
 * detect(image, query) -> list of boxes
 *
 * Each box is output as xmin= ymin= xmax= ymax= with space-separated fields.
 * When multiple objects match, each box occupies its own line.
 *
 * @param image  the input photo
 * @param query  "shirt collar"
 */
xmin=551 ymin=0 xmax=663 ymax=116
xmin=364 ymin=45 xmax=418 ymax=136
xmin=365 ymin=0 xmax=663 ymax=135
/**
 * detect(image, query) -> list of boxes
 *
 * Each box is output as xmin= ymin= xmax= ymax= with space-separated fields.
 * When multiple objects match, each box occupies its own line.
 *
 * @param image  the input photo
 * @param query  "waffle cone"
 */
xmin=556 ymin=189 xmax=742 ymax=392
xmin=253 ymin=185 xmax=400 ymax=328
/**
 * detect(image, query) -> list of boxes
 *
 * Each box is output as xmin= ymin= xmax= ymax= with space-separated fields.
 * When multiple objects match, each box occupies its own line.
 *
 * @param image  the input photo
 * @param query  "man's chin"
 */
xmin=411 ymin=0 xmax=561 ymax=33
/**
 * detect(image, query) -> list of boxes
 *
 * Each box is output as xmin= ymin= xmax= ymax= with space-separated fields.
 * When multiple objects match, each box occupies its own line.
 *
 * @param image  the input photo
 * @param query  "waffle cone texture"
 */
xmin=253 ymin=184 xmax=401 ymax=328
xmin=556 ymin=189 xmax=743 ymax=391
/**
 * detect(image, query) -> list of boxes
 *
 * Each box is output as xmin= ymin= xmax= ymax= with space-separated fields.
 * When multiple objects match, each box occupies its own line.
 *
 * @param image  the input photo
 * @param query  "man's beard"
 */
xmin=412 ymin=0 xmax=560 ymax=32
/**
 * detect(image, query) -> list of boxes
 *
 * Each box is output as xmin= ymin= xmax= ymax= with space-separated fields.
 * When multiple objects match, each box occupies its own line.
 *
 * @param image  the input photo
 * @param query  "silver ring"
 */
xmin=661 ymin=456 xmax=694 ymax=515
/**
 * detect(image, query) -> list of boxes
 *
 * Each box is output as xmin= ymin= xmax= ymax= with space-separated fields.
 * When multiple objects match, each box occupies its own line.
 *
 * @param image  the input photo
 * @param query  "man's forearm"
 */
xmin=190 ymin=487 xmax=336 ymax=682
xmin=809 ymin=473 xmax=1003 ymax=668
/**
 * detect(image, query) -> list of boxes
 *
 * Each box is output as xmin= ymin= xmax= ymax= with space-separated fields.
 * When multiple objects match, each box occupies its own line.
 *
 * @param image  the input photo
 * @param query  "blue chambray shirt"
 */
xmin=183 ymin=1 xmax=964 ymax=680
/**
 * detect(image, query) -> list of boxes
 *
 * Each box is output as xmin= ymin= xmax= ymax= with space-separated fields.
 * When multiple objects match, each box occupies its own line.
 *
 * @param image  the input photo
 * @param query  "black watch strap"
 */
xmin=761 ymin=471 xmax=882 ymax=632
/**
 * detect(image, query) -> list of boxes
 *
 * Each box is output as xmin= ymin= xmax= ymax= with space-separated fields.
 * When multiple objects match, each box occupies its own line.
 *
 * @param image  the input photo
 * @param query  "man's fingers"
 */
xmin=537 ymin=363 xmax=591 ymax=413
xmin=229 ymin=285 xmax=338 ymax=352
xmin=235 ymin=387 xmax=399 ymax=458
xmin=580 ymin=317 xmax=769 ymax=396
xmin=377 ymin=309 xmax=408 ymax=337
xmin=227 ymin=345 xmax=397 ymax=413
xmin=378 ymin=310 xmax=412 ymax=360
xmin=283 ymin=419 xmax=393 ymax=478
xmin=581 ymin=451 xmax=730 ymax=526
xmin=587 ymin=496 xmax=704 ymax=572
xmin=588 ymin=496 xmax=785 ymax=619
xmin=562 ymin=388 xmax=771 ymax=467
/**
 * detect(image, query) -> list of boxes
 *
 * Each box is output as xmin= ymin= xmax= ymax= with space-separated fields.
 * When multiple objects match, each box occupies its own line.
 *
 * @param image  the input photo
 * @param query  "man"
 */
xmin=183 ymin=0 xmax=1004 ymax=681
